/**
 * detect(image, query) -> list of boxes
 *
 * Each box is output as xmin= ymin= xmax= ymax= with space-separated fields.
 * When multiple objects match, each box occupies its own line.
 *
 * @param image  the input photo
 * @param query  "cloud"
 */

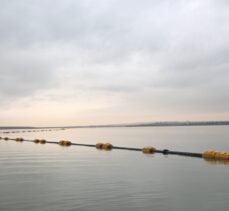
xmin=0 ymin=46 xmax=57 ymax=105
xmin=0 ymin=0 xmax=229 ymax=124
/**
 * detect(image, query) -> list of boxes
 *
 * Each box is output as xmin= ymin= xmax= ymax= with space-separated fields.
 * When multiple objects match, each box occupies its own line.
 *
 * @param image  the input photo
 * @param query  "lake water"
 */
xmin=0 ymin=126 xmax=229 ymax=211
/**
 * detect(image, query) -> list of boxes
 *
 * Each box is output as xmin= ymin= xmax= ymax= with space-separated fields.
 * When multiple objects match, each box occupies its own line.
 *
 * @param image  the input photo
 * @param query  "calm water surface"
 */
xmin=0 ymin=126 xmax=229 ymax=211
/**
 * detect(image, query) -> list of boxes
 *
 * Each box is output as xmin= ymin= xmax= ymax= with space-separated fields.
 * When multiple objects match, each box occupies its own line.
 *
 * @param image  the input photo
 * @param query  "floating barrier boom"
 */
xmin=1 ymin=137 xmax=203 ymax=158
xmin=2 ymin=137 xmax=229 ymax=162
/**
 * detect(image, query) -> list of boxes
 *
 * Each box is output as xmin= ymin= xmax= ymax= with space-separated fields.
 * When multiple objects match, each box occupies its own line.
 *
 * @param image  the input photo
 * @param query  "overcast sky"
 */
xmin=0 ymin=0 xmax=229 ymax=126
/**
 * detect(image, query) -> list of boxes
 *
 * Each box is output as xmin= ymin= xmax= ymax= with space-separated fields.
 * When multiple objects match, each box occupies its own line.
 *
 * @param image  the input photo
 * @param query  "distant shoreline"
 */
xmin=1 ymin=121 xmax=229 ymax=130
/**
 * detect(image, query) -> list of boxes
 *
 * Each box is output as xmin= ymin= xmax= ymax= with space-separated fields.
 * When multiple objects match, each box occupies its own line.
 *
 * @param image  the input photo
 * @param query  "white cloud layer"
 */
xmin=0 ymin=0 xmax=229 ymax=125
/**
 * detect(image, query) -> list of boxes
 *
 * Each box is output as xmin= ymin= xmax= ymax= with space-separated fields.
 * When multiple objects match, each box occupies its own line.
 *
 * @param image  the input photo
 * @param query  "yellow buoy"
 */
xmin=142 ymin=146 xmax=156 ymax=154
xmin=221 ymin=152 xmax=229 ymax=160
xmin=4 ymin=137 xmax=9 ymax=140
xmin=204 ymin=154 xmax=229 ymax=165
xmin=15 ymin=138 xmax=24 ymax=142
xmin=58 ymin=140 xmax=65 ymax=146
xmin=40 ymin=139 xmax=46 ymax=144
xmin=202 ymin=150 xmax=217 ymax=159
xmin=96 ymin=143 xmax=104 ymax=149
xmin=64 ymin=140 xmax=72 ymax=146
xmin=58 ymin=140 xmax=72 ymax=146
xmin=215 ymin=151 xmax=229 ymax=160
xmin=102 ymin=143 xmax=113 ymax=150
xmin=226 ymin=152 xmax=229 ymax=160
xmin=203 ymin=150 xmax=229 ymax=160
xmin=34 ymin=139 xmax=40 ymax=143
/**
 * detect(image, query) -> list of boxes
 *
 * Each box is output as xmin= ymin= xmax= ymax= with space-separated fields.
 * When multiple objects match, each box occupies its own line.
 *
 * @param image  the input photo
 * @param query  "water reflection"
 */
xmin=1 ymin=126 xmax=229 ymax=210
xmin=203 ymin=158 xmax=229 ymax=165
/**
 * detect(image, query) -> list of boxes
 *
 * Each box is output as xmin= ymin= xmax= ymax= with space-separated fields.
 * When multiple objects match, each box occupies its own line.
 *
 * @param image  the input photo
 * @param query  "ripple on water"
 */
xmin=1 ymin=127 xmax=229 ymax=211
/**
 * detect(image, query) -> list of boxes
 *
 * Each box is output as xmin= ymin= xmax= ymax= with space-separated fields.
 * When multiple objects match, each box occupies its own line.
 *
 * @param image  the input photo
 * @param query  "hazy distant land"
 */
xmin=1 ymin=121 xmax=229 ymax=130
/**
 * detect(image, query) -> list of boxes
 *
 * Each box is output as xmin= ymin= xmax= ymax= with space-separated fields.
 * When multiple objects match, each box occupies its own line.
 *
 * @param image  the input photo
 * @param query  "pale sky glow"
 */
xmin=0 ymin=0 xmax=229 ymax=126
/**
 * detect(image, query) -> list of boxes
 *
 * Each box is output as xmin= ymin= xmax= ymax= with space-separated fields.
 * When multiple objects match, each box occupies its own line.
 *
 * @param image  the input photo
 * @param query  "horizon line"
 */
xmin=1 ymin=120 xmax=229 ymax=129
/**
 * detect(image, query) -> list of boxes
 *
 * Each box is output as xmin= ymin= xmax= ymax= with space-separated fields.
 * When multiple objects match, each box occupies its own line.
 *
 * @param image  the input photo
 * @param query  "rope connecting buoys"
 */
xmin=142 ymin=146 xmax=156 ymax=154
xmin=162 ymin=149 xmax=169 ymax=154
xmin=59 ymin=140 xmax=72 ymax=146
xmin=202 ymin=150 xmax=229 ymax=160
xmin=15 ymin=138 xmax=24 ymax=142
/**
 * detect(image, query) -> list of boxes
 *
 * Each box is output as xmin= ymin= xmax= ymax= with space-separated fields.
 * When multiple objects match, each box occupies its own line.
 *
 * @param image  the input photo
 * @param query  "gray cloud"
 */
xmin=0 ymin=46 xmax=56 ymax=105
xmin=0 ymin=0 xmax=229 ymax=121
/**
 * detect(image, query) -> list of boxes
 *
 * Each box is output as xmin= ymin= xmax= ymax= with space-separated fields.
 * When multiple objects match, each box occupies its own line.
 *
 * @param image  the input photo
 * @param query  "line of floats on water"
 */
xmin=1 ymin=134 xmax=229 ymax=165
xmin=0 ymin=128 xmax=65 ymax=134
